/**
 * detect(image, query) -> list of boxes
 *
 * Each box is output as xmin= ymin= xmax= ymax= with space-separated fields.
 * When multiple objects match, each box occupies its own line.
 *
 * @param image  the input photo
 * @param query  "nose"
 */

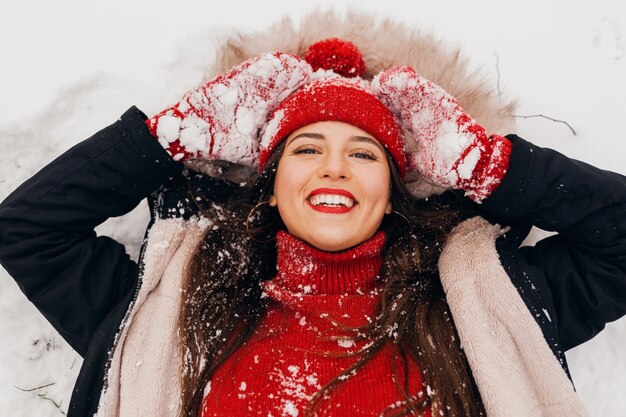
xmin=318 ymin=152 xmax=350 ymax=180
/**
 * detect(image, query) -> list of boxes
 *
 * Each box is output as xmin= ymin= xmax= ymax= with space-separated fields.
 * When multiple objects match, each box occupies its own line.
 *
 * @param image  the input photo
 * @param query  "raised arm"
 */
xmin=0 ymin=52 xmax=313 ymax=356
xmin=0 ymin=107 xmax=182 ymax=355
xmin=374 ymin=66 xmax=626 ymax=350
xmin=482 ymin=135 xmax=626 ymax=349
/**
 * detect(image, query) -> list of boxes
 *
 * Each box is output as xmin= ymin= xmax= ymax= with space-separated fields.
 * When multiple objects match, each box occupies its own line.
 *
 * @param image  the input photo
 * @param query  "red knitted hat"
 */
xmin=259 ymin=39 xmax=406 ymax=177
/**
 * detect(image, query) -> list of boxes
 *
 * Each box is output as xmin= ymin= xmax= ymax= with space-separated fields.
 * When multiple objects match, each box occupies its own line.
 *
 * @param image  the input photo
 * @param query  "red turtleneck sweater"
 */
xmin=201 ymin=231 xmax=430 ymax=417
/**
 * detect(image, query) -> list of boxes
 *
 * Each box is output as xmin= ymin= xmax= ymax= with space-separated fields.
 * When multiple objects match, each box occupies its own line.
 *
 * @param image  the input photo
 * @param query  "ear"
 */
xmin=269 ymin=194 xmax=277 ymax=207
xmin=385 ymin=200 xmax=392 ymax=214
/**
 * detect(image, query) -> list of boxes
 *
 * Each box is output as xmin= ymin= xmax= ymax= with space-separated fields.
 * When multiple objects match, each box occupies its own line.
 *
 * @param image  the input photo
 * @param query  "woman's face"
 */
xmin=269 ymin=121 xmax=392 ymax=252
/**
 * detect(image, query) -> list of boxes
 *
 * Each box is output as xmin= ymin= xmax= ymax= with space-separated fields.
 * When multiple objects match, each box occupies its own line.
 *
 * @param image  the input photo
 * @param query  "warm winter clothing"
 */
xmin=259 ymin=76 xmax=406 ymax=176
xmin=258 ymin=38 xmax=405 ymax=175
xmin=2 ymin=10 xmax=626 ymax=417
xmin=146 ymin=52 xmax=312 ymax=164
xmin=303 ymin=38 xmax=366 ymax=78
xmin=147 ymin=37 xmax=502 ymax=193
xmin=204 ymin=10 xmax=518 ymax=201
xmin=147 ymin=38 xmax=407 ymax=178
xmin=202 ymin=230 xmax=429 ymax=416
xmin=1 ymin=106 xmax=625 ymax=416
xmin=373 ymin=66 xmax=513 ymax=202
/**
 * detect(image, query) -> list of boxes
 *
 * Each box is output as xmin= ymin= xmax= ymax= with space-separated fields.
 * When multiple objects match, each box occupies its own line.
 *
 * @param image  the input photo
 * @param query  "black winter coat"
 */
xmin=0 ymin=107 xmax=625 ymax=416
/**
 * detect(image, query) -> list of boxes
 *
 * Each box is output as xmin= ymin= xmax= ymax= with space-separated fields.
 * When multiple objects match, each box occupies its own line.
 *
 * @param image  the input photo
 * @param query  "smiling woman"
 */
xmin=0 ymin=22 xmax=625 ymax=417
xmin=270 ymin=121 xmax=392 ymax=252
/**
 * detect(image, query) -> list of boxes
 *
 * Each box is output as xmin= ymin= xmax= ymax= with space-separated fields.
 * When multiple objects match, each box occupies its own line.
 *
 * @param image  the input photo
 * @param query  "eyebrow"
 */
xmin=287 ymin=132 xmax=385 ymax=152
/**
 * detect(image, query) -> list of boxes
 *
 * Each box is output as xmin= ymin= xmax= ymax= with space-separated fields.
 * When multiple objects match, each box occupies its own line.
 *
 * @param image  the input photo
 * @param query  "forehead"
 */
xmin=285 ymin=121 xmax=383 ymax=148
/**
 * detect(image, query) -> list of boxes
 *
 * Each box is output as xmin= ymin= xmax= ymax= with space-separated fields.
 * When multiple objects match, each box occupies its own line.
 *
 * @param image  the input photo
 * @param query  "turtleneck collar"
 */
xmin=271 ymin=230 xmax=386 ymax=295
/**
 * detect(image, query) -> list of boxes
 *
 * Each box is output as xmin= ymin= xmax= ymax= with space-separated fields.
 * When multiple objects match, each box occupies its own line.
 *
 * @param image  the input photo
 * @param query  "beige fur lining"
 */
xmin=94 ymin=216 xmax=587 ymax=416
xmin=209 ymin=9 xmax=516 ymax=135
xmin=439 ymin=217 xmax=588 ymax=417
xmin=95 ymin=218 xmax=210 ymax=417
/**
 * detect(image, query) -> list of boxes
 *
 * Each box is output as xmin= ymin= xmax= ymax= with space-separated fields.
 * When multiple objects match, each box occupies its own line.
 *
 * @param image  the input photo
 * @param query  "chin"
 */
xmin=313 ymin=241 xmax=351 ymax=252
xmin=302 ymin=231 xmax=370 ymax=253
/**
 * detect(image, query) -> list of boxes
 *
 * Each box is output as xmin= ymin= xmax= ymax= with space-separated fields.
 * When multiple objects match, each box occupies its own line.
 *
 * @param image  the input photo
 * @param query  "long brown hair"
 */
xmin=178 ymin=142 xmax=485 ymax=416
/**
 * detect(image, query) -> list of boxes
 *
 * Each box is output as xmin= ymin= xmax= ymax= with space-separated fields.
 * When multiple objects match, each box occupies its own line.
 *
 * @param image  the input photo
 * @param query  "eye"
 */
xmin=351 ymin=150 xmax=378 ymax=160
xmin=293 ymin=145 xmax=320 ymax=155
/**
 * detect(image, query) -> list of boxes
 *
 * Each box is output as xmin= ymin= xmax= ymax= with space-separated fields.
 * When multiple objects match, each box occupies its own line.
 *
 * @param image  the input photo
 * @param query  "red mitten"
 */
xmin=146 ymin=52 xmax=312 ymax=165
xmin=373 ymin=66 xmax=512 ymax=202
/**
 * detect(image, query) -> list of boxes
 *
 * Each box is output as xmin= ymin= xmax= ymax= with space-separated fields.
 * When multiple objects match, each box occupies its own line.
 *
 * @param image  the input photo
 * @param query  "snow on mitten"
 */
xmin=146 ymin=52 xmax=313 ymax=165
xmin=372 ymin=66 xmax=512 ymax=202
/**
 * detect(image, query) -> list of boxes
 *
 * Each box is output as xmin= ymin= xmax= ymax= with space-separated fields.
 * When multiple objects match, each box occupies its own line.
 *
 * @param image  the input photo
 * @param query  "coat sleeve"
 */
xmin=0 ymin=107 xmax=183 ymax=356
xmin=480 ymin=135 xmax=626 ymax=350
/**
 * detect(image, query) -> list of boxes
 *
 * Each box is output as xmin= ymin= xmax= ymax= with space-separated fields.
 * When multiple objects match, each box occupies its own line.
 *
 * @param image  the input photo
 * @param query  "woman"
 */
xmin=0 ymin=34 xmax=624 ymax=417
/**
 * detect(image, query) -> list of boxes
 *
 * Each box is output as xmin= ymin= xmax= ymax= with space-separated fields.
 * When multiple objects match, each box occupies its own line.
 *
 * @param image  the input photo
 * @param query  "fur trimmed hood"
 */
xmin=187 ymin=9 xmax=517 ymax=197
xmin=208 ymin=9 xmax=516 ymax=133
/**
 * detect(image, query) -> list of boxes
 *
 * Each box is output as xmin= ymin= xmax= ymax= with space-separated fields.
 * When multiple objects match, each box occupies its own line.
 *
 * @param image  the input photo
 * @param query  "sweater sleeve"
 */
xmin=480 ymin=135 xmax=626 ymax=349
xmin=0 ymin=107 xmax=184 ymax=356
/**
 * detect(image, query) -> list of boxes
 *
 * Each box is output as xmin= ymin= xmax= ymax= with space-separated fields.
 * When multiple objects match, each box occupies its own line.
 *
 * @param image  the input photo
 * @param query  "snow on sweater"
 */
xmin=201 ymin=231 xmax=430 ymax=417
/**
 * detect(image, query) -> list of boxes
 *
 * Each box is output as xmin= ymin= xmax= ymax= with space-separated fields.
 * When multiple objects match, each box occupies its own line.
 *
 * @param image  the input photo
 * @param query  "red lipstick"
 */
xmin=308 ymin=188 xmax=356 ymax=200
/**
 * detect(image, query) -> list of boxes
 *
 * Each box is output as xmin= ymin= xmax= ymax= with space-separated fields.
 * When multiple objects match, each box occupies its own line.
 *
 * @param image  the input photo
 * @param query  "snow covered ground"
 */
xmin=1 ymin=0 xmax=625 ymax=415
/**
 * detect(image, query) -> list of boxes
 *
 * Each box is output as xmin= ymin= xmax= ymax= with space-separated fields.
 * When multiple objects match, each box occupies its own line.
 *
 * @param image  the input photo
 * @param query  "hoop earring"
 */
xmin=245 ymin=200 xmax=276 ymax=243
xmin=391 ymin=209 xmax=412 ymax=230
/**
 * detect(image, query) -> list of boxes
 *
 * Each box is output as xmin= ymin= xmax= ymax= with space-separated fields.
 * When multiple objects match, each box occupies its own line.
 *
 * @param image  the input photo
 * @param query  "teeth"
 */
xmin=309 ymin=194 xmax=355 ymax=207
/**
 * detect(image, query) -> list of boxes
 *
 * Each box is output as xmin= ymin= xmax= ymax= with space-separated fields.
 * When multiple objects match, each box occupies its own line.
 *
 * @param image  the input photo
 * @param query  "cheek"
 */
xmin=273 ymin=161 xmax=305 ymax=207
xmin=359 ymin=171 xmax=391 ymax=207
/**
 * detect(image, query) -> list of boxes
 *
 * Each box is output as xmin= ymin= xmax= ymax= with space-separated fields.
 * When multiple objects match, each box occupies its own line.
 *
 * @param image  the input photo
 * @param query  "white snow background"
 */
xmin=1 ymin=0 xmax=625 ymax=416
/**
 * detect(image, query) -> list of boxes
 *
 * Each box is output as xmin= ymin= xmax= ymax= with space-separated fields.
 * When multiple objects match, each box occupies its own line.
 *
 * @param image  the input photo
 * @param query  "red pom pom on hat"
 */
xmin=304 ymin=38 xmax=365 ymax=78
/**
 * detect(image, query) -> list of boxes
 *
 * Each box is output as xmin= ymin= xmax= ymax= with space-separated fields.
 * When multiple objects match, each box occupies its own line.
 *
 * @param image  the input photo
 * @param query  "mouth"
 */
xmin=306 ymin=188 xmax=357 ymax=213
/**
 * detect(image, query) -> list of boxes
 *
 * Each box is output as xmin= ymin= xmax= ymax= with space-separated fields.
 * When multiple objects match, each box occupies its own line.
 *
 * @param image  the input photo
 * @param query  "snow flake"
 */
xmin=261 ymin=109 xmax=285 ymax=149
xmin=287 ymin=365 xmax=300 ymax=376
xmin=337 ymin=338 xmax=355 ymax=348
xmin=155 ymin=113 xmax=181 ymax=143
xmin=283 ymin=401 xmax=299 ymax=417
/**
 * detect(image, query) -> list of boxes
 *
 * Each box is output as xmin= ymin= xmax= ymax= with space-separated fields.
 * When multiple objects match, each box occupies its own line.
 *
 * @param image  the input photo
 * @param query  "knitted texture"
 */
xmin=373 ymin=66 xmax=512 ymax=202
xmin=201 ymin=231 xmax=430 ymax=416
xmin=259 ymin=78 xmax=406 ymax=177
xmin=303 ymin=38 xmax=366 ymax=78
xmin=146 ymin=52 xmax=312 ymax=163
